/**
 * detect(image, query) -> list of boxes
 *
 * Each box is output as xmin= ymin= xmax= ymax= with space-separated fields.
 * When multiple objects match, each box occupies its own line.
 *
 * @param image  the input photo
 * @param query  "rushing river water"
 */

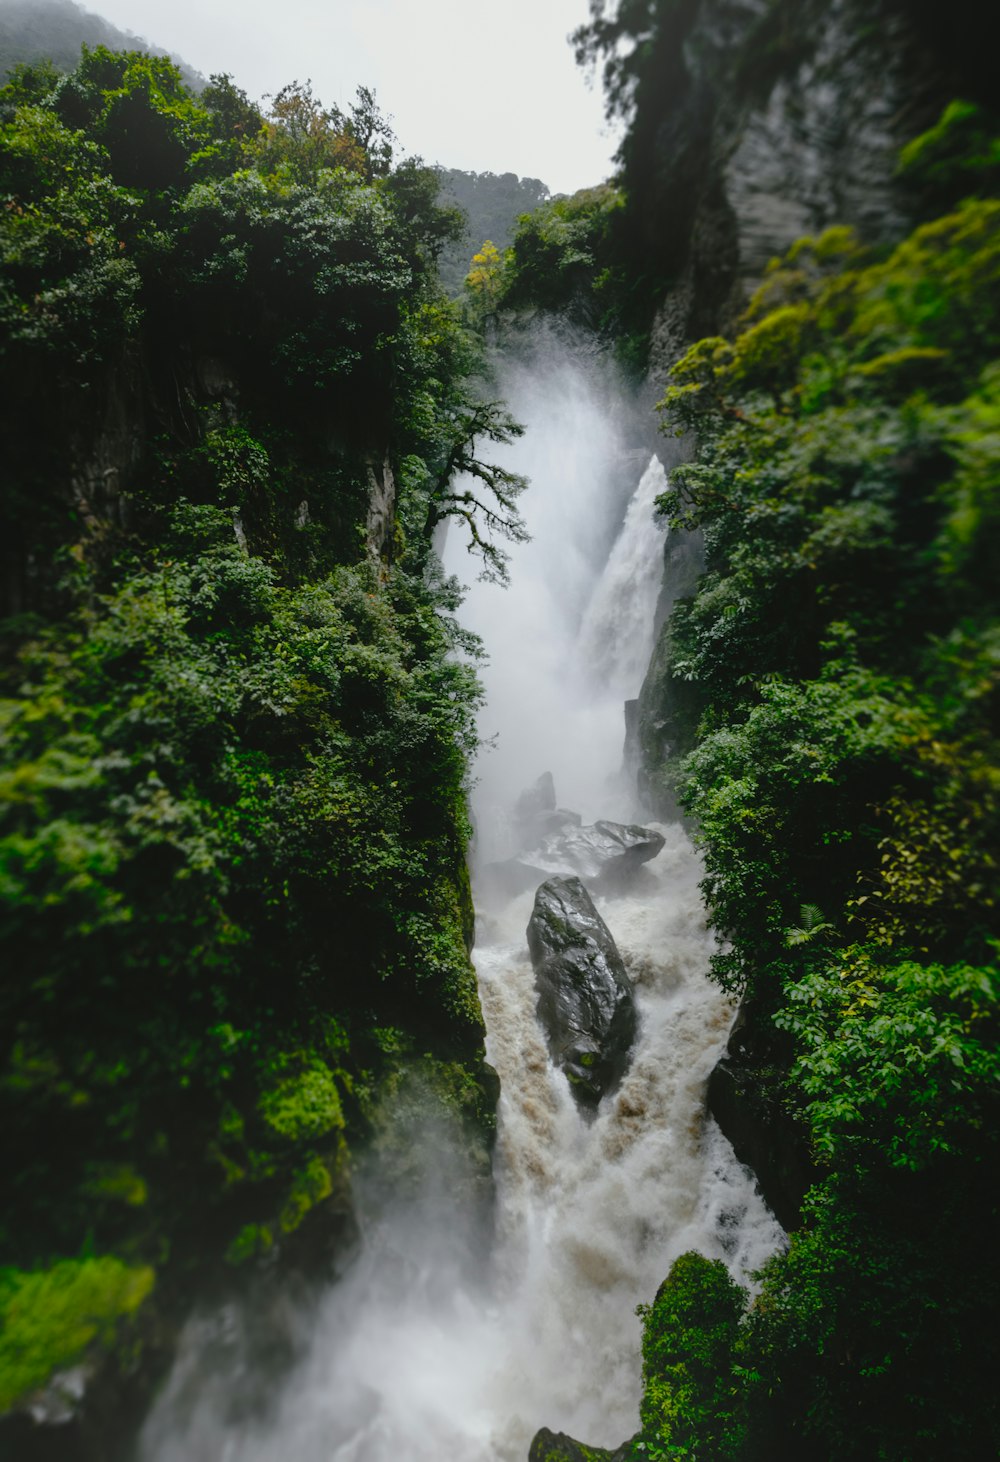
xmin=139 ymin=328 xmax=782 ymax=1462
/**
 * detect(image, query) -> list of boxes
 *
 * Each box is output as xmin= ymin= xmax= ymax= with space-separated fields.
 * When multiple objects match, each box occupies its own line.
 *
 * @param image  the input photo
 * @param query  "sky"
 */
xmin=87 ymin=0 xmax=621 ymax=194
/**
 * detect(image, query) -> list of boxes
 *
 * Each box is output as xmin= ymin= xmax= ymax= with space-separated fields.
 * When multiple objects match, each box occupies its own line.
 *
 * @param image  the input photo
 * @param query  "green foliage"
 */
xmin=465 ymin=239 xmax=505 ymax=316
xmin=257 ymin=1056 xmax=345 ymax=1144
xmin=278 ymin=1154 xmax=335 ymax=1235
xmin=639 ymin=114 xmax=1000 ymax=1456
xmin=248 ymin=81 xmax=391 ymax=185
xmin=498 ymin=185 xmax=624 ymax=313
xmin=486 ymin=185 xmax=649 ymax=355
xmin=636 ymin=1253 xmax=748 ymax=1460
xmin=0 ymin=45 xmax=508 ymax=1409
xmin=0 ymin=1256 xmax=154 ymax=1411
xmin=776 ymin=952 xmax=1000 ymax=1169
xmin=898 ymin=100 xmax=1000 ymax=211
xmin=435 ymin=168 xmax=550 ymax=297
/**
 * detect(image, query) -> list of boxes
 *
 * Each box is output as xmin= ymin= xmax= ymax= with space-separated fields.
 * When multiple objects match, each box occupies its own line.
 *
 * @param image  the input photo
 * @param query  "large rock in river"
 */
xmin=526 ymin=820 xmax=666 ymax=895
xmin=546 ymin=819 xmax=664 ymax=884
xmin=527 ymin=876 xmax=637 ymax=1107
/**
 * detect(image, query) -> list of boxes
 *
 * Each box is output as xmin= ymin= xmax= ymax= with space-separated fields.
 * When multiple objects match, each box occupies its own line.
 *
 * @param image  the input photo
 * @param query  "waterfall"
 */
xmin=138 ymin=329 xmax=782 ymax=1461
xmin=575 ymin=454 xmax=668 ymax=700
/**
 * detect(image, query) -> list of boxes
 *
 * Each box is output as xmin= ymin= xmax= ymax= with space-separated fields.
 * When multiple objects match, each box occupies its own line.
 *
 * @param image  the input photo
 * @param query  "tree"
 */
xmin=464 ymin=238 xmax=505 ymax=315
xmin=426 ymin=399 xmax=529 ymax=584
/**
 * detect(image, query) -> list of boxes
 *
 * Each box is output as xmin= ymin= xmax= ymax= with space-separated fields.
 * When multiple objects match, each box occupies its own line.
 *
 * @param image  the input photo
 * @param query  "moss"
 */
xmin=225 ymin=1222 xmax=274 ymax=1266
xmin=0 ymin=1256 xmax=154 ymax=1412
xmin=257 ymin=1055 xmax=344 ymax=1144
xmin=81 ymin=1162 xmax=147 ymax=1207
xmin=278 ymin=1153 xmax=334 ymax=1235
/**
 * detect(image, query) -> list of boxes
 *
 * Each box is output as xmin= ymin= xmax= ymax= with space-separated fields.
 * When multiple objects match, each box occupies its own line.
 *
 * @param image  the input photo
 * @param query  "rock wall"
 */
xmin=639 ymin=0 xmax=958 ymax=383
xmin=632 ymin=0 xmax=975 ymax=1225
xmin=635 ymin=0 xmax=972 ymax=809
xmin=1 ymin=346 xmax=396 ymax=617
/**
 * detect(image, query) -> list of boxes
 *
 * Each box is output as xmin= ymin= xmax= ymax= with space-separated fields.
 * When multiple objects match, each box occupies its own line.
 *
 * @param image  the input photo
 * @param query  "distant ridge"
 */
xmin=0 ymin=0 xmax=203 ymax=89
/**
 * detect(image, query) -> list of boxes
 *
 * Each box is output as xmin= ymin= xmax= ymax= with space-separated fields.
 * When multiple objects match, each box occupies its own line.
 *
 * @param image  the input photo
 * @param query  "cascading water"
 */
xmin=138 ymin=328 xmax=782 ymax=1462
xmin=575 ymin=454 xmax=669 ymax=700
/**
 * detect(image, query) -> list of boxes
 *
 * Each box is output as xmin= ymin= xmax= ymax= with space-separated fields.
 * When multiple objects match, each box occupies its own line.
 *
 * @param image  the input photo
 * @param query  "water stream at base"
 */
xmin=138 ymin=328 xmax=783 ymax=1462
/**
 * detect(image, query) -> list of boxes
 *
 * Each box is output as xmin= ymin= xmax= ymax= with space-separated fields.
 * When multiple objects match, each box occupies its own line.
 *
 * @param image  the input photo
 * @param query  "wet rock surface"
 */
xmin=480 ymin=772 xmax=664 ymax=906
xmin=707 ymin=999 xmax=815 ymax=1232
xmin=527 ymin=876 xmax=638 ymax=1107
xmin=533 ymin=819 xmax=666 ymax=888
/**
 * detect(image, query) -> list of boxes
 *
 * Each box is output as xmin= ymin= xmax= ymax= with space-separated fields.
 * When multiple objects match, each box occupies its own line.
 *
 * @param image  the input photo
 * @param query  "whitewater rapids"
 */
xmin=138 ymin=325 xmax=782 ymax=1462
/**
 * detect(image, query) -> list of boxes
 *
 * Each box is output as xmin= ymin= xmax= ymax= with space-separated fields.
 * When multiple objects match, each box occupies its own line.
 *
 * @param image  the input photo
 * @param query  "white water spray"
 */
xmin=576 ymin=454 xmax=668 ymax=699
xmin=139 ymin=329 xmax=782 ymax=1462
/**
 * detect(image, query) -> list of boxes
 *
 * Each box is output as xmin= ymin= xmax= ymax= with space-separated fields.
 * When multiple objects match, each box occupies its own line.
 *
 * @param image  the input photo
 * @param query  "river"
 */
xmin=138 ymin=326 xmax=782 ymax=1462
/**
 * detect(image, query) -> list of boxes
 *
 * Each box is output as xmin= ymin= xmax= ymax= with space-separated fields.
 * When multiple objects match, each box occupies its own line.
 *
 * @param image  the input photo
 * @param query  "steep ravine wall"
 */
xmin=0 ymin=345 xmax=496 ymax=1461
xmin=1 ymin=348 xmax=397 ymax=617
xmin=635 ymin=0 xmax=964 ymax=802
xmin=531 ymin=13 xmax=978 ymax=1449
xmin=632 ymin=0 xmax=973 ymax=1265
xmin=635 ymin=0 xmax=972 ymax=382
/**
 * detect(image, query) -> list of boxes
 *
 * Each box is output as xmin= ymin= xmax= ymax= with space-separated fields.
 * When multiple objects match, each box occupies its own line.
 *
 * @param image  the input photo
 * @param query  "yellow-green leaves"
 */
xmin=257 ymin=1055 xmax=345 ymax=1144
xmin=0 ymin=1257 xmax=154 ymax=1411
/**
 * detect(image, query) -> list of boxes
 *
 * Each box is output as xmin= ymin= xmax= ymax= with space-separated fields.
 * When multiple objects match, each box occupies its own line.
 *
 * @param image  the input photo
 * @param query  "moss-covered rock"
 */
xmin=0 ymin=1257 xmax=154 ymax=1414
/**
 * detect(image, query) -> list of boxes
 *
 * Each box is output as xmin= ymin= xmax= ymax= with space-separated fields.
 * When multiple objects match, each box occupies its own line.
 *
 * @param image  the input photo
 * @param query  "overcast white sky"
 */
xmin=88 ymin=0 xmax=619 ymax=193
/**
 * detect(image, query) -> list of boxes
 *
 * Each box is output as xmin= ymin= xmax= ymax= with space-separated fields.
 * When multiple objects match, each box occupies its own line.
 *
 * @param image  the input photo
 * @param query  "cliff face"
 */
xmin=1 ymin=345 xmax=395 ymax=617
xmin=630 ymin=0 xmax=985 ymax=1224
xmin=639 ymin=0 xmax=954 ymax=380
xmin=635 ymin=0 xmax=972 ymax=810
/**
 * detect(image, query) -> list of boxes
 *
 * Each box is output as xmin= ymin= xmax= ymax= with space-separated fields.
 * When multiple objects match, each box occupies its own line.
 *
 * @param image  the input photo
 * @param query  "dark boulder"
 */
xmin=532 ymin=819 xmax=666 ymax=892
xmin=707 ymin=999 xmax=816 ymax=1232
xmin=527 ymin=876 xmax=637 ymax=1107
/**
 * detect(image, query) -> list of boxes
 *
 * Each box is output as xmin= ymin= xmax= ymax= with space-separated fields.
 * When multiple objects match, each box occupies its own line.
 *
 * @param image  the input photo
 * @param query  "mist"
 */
xmin=136 ymin=328 xmax=782 ymax=1462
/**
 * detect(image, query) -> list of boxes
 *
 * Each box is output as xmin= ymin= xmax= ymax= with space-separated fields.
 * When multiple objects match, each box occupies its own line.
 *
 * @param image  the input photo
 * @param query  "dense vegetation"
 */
xmin=0 ymin=0 xmax=201 ymax=89
xmin=5 ymin=4 xmax=1000 ymax=1455
xmin=621 ymin=103 xmax=1000 ymax=1458
xmin=434 ymin=168 xmax=550 ymax=297
xmin=0 ymin=45 xmax=521 ymax=1417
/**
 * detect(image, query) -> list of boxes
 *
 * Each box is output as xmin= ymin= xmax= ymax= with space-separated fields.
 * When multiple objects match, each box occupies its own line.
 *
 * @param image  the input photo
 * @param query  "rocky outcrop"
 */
xmin=512 ymin=772 xmax=582 ymax=851
xmin=537 ymin=819 xmax=665 ymax=887
xmin=707 ymin=1000 xmax=816 ymax=1232
xmin=478 ymin=815 xmax=665 ymax=907
xmin=633 ymin=0 xmax=969 ymax=815
xmin=529 ymin=1426 xmax=638 ymax=1462
xmin=365 ymin=452 xmax=397 ymax=568
xmin=527 ymin=877 xmax=638 ymax=1107
xmin=479 ymin=772 xmax=665 ymax=905
xmin=636 ymin=0 xmax=962 ymax=384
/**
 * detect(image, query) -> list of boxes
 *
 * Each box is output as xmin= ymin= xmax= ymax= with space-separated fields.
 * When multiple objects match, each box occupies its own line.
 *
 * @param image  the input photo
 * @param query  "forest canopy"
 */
xmin=0 ymin=43 xmax=514 ymax=1417
xmin=623 ymin=98 xmax=1000 ymax=1460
